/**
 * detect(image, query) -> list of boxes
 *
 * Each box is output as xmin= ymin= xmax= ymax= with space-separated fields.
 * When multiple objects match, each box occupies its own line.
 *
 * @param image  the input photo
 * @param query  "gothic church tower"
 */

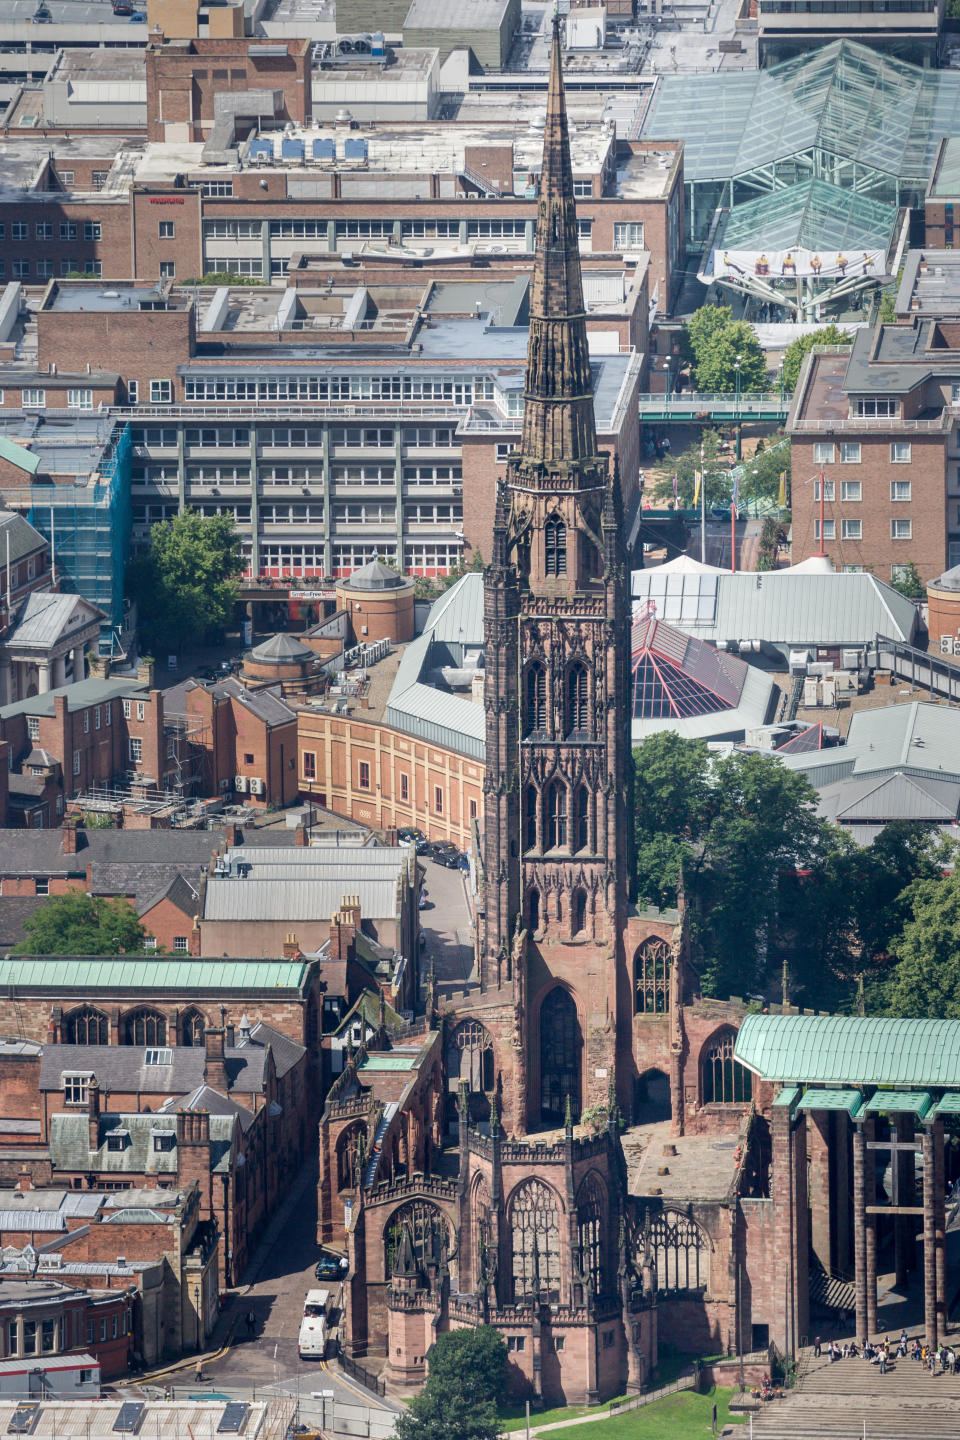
xmin=480 ymin=16 xmax=633 ymax=1133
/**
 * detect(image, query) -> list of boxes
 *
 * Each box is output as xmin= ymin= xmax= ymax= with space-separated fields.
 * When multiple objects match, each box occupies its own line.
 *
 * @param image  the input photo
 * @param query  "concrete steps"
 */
xmin=751 ymin=1351 xmax=960 ymax=1440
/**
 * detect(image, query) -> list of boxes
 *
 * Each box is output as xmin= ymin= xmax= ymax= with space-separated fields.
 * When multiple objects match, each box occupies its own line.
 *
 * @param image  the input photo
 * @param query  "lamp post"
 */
xmin=195 ymin=1284 xmax=202 ymax=1354
xmin=778 ymin=358 xmax=785 ymax=406
xmin=733 ymin=355 xmax=742 ymax=460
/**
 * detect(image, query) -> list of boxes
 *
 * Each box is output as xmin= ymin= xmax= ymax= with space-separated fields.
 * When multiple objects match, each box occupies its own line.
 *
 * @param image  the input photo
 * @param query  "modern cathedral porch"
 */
xmin=735 ymin=1013 xmax=960 ymax=1356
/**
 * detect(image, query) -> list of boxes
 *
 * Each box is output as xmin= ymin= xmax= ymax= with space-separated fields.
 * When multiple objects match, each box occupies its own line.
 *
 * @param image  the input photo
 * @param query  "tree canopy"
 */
xmin=17 ymin=892 xmax=149 ymax=956
xmin=126 ymin=510 xmax=243 ymax=654
xmin=888 ymin=561 xmax=925 ymax=600
xmin=393 ymin=1328 xmax=509 ymax=1440
xmin=781 ymin=325 xmax=851 ymax=392
xmin=632 ymin=732 xmax=949 ymax=1010
xmin=883 ymin=864 xmax=960 ymax=1018
xmin=681 ymin=306 xmax=767 ymax=393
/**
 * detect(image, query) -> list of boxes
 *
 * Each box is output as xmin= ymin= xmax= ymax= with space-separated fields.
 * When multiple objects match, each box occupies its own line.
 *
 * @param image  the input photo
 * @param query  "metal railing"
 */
xmin=337 ymin=1351 xmax=386 ymax=1398
xmin=117 ymin=402 xmax=468 ymax=421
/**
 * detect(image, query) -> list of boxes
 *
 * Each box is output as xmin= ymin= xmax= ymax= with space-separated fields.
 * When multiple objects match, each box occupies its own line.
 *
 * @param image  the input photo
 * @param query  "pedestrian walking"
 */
xmin=879 ymin=1349 xmax=887 ymax=1375
xmin=246 ymin=1309 xmax=256 ymax=1338
xmin=814 ymin=1335 xmax=822 ymax=1358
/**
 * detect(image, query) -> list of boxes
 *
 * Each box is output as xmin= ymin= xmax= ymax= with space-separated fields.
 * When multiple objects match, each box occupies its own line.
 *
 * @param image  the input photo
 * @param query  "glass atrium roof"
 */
xmin=717 ymin=178 xmax=898 ymax=252
xmin=644 ymin=40 xmax=960 ymax=185
xmin=630 ymin=613 xmax=745 ymax=720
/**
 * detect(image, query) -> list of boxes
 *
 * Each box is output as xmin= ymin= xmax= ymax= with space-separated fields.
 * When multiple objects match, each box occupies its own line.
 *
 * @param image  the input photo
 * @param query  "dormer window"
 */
xmin=62 ymin=1073 xmax=92 ymax=1105
xmin=106 ymin=1129 xmax=129 ymax=1153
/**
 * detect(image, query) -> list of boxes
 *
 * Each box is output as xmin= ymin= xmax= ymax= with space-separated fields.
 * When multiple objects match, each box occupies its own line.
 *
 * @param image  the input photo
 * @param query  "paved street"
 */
xmin=419 ymin=856 xmax=475 ymax=1004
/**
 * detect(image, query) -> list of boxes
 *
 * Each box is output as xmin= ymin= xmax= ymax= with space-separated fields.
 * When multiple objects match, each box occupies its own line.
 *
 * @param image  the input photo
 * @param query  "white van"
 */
xmin=298 ymin=1288 xmax=333 ymax=1359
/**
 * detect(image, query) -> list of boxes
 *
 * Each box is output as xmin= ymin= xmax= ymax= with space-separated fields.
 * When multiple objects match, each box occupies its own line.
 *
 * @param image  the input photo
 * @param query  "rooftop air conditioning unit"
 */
xmin=249 ymin=777 xmax=265 ymax=796
xmin=219 ymin=777 xmax=231 ymax=793
xmin=234 ymin=775 xmax=249 ymax=792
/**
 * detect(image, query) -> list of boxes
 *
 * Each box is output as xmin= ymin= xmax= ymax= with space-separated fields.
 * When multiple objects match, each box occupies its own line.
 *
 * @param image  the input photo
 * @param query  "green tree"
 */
xmin=885 ymin=867 xmax=960 ymax=1017
xmin=682 ymin=306 xmax=767 ymax=393
xmin=17 ymin=893 xmax=149 ymax=956
xmin=650 ymin=429 xmax=730 ymax=510
xmin=738 ymin=438 xmax=791 ymax=511
xmin=781 ymin=325 xmax=852 ymax=393
xmin=756 ymin=514 xmax=788 ymax=570
xmin=888 ymin=560 xmax=925 ymax=600
xmin=393 ymin=1328 xmax=509 ymax=1440
xmin=126 ymin=510 xmax=243 ymax=654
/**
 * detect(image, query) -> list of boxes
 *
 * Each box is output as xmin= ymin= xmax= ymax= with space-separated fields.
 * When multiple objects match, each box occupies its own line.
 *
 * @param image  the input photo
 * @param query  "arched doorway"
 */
xmin=634 ymin=1067 xmax=672 ymax=1125
xmin=539 ymin=987 xmax=581 ymax=1125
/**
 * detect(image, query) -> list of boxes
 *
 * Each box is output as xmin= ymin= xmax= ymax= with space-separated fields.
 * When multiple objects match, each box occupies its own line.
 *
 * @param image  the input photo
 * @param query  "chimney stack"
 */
xmin=295 ymin=822 xmax=308 ymax=848
xmin=282 ymin=931 xmax=301 ymax=961
xmin=329 ymin=909 xmax=356 ymax=962
xmin=61 ymin=817 xmax=79 ymax=855
xmin=203 ymin=1027 xmax=229 ymax=1092
xmin=88 ymin=1078 xmax=101 ymax=1151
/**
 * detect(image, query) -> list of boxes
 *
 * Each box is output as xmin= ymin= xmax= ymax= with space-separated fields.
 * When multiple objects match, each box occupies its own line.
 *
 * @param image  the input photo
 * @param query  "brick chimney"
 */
xmin=340 ymin=893 xmax=362 ymax=928
xmin=62 ymin=817 xmax=80 ymax=855
xmin=176 ymin=1110 xmax=211 ymax=1206
xmin=224 ymin=823 xmax=241 ymax=848
xmin=88 ymin=1079 xmax=101 ymax=1151
xmin=15 ymin=1166 xmax=32 ymax=1192
xmin=282 ymin=931 xmax=301 ymax=961
xmin=329 ymin=909 xmax=356 ymax=962
xmin=295 ymin=822 xmax=308 ymax=848
xmin=203 ymin=1028 xmax=229 ymax=1092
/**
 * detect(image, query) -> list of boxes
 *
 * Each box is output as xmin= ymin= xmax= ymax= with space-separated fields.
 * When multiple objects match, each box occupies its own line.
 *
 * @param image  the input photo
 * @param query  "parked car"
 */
xmin=314 ymin=1254 xmax=341 ymax=1282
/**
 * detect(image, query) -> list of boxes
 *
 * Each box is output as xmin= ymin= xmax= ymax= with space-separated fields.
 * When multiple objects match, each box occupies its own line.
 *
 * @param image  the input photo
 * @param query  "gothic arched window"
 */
xmin=510 ymin=1179 xmax=561 ymax=1302
xmin=385 ymin=1200 xmax=449 ymax=1276
xmin=567 ymin=663 xmax=589 ymax=736
xmin=65 ymin=1006 xmax=107 ymax=1046
xmin=634 ymin=937 xmax=671 ymax=1015
xmin=544 ymin=517 xmax=567 ymax=577
xmin=539 ymin=987 xmax=580 ymax=1123
xmin=572 ymin=888 xmax=587 ymax=936
xmin=649 ymin=1209 xmax=709 ymax=1293
xmin=576 ymin=1174 xmax=606 ymax=1295
xmin=528 ymin=888 xmax=540 ymax=932
xmin=701 ymin=1028 xmax=752 ymax=1105
xmin=446 ymin=1019 xmax=494 ymax=1094
xmin=524 ymin=786 xmax=539 ymax=852
xmin=574 ymin=786 xmax=589 ymax=852
xmin=336 ymin=1121 xmax=364 ymax=1191
xmin=546 ymin=780 xmax=568 ymax=850
xmin=526 ymin=663 xmax=547 ymax=734
xmin=180 ymin=1008 xmax=205 ymax=1046
xmin=123 ymin=1008 xmax=166 ymax=1047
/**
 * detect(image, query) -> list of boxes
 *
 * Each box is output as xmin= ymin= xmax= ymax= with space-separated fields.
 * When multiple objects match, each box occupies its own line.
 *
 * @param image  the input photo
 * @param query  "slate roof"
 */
xmin=249 ymin=632 xmax=312 ymax=663
xmin=168 ymin=676 xmax=297 ymax=728
xmin=0 ymin=678 xmax=149 ymax=723
xmin=6 ymin=592 xmax=103 ymax=651
xmin=0 ymin=822 xmax=296 ymax=879
xmin=158 ymin=1085 xmax=254 ymax=1133
xmin=137 ymin=873 xmax=199 ymax=920
xmin=0 ymin=510 xmax=45 ymax=560
xmin=38 ymin=1043 xmax=267 ymax=1095
xmin=0 ymin=898 xmax=46 ymax=950
xmin=735 ymin=1013 xmax=960 ymax=1087
xmin=48 ymin=1111 xmax=238 ymax=1175
xmin=243 ymin=1019 xmax=306 ymax=1079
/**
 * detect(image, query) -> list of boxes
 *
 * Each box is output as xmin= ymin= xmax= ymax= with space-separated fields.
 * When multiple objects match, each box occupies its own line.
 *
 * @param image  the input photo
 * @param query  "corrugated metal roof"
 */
xmin=0 ymin=958 xmax=311 ymax=991
xmin=831 ymin=771 xmax=960 ymax=823
xmin=203 ymin=877 xmax=399 ymax=921
xmin=229 ymin=846 xmax=407 ymax=869
xmin=735 ymin=1014 xmax=960 ymax=1087
xmin=0 ymin=1212 xmax=66 ymax=1231
xmin=782 ymin=703 xmax=960 ymax=789
xmin=424 ymin=572 xmax=484 ymax=645
xmin=631 ymin=570 xmax=918 ymax=650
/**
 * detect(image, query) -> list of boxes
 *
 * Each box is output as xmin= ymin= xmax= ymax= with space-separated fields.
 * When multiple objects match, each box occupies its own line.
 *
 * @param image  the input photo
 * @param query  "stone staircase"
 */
xmin=751 ymin=1348 xmax=960 ymax=1440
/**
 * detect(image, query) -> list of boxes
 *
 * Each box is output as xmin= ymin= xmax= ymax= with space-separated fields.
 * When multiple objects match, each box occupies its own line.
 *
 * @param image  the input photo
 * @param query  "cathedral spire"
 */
xmin=519 ymin=14 xmax=599 ymax=468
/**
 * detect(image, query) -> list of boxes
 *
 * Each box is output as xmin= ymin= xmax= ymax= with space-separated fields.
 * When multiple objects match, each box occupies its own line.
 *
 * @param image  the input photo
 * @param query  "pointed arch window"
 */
xmin=524 ymin=786 xmax=539 ymax=851
xmin=65 ymin=1006 xmax=108 ymax=1046
xmin=528 ymin=888 xmax=540 ymax=932
xmin=180 ymin=1008 xmax=205 ymax=1046
xmin=546 ymin=781 xmax=568 ymax=850
xmin=544 ymin=517 xmax=567 ymax=577
xmin=572 ymin=888 xmax=587 ymax=936
xmin=576 ymin=1175 xmax=605 ymax=1295
xmin=124 ymin=1008 xmax=166 ymax=1047
xmin=574 ymin=785 xmax=589 ymax=851
xmin=567 ymin=663 xmax=589 ymax=735
xmin=649 ymin=1209 xmax=709 ymax=1293
xmin=634 ymin=937 xmax=671 ymax=1014
xmin=510 ymin=1179 xmax=561 ymax=1302
xmin=701 ymin=1028 xmax=752 ymax=1105
xmin=526 ymin=663 xmax=547 ymax=734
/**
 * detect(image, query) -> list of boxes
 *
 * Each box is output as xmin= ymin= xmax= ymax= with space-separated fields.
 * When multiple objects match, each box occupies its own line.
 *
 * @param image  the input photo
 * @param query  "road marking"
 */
xmin=274 ymin=1344 xmax=278 ymax=1359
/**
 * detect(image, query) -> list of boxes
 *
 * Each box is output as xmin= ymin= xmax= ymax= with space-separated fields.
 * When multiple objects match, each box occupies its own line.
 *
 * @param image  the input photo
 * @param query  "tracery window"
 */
xmin=180 ymin=1009 xmax=205 ymax=1046
xmin=510 ymin=1179 xmax=561 ymax=1302
xmin=385 ymin=1200 xmax=449 ymax=1275
xmin=65 ymin=1007 xmax=107 ymax=1045
xmin=701 ymin=1028 xmax=752 ymax=1104
xmin=447 ymin=1019 xmax=494 ymax=1093
xmin=650 ymin=1210 xmax=709 ymax=1293
xmin=524 ymin=786 xmax=539 ymax=851
xmin=574 ymin=786 xmax=589 ymax=852
xmin=546 ymin=781 xmax=568 ymax=850
xmin=544 ymin=517 xmax=567 ymax=577
xmin=528 ymin=888 xmax=540 ymax=932
xmin=576 ymin=1174 xmax=605 ymax=1295
xmin=123 ymin=1009 xmax=166 ymax=1047
xmin=336 ymin=1122 xmax=364 ymax=1191
xmin=573 ymin=889 xmax=587 ymax=936
xmin=634 ymin=937 xmax=671 ymax=1014
xmin=540 ymin=987 xmax=580 ymax=1123
xmin=567 ymin=664 xmax=589 ymax=735
xmin=526 ymin=663 xmax=547 ymax=733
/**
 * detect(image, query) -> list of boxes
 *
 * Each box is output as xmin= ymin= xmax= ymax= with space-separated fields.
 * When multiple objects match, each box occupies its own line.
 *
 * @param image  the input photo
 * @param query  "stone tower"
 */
xmin=480 ymin=16 xmax=633 ymax=1134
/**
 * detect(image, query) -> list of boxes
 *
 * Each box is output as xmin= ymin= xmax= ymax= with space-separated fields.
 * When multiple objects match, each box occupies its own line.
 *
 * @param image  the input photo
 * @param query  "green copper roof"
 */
xmin=797 ymin=1088 xmax=864 ymax=1115
xmin=862 ymin=1090 xmax=933 ymax=1119
xmin=0 ymin=957 xmax=311 ymax=992
xmin=934 ymin=1093 xmax=960 ymax=1116
xmin=772 ymin=1085 xmax=801 ymax=1110
xmin=735 ymin=1014 xmax=960 ymax=1088
xmin=0 ymin=435 xmax=40 ymax=476
xmin=357 ymin=1054 xmax=418 ymax=1072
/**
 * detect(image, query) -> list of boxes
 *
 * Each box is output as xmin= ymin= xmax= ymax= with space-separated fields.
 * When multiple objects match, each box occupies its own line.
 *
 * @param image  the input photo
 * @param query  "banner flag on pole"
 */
xmin=778 ymin=471 xmax=787 ymax=506
xmin=693 ymin=472 xmax=701 ymax=506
